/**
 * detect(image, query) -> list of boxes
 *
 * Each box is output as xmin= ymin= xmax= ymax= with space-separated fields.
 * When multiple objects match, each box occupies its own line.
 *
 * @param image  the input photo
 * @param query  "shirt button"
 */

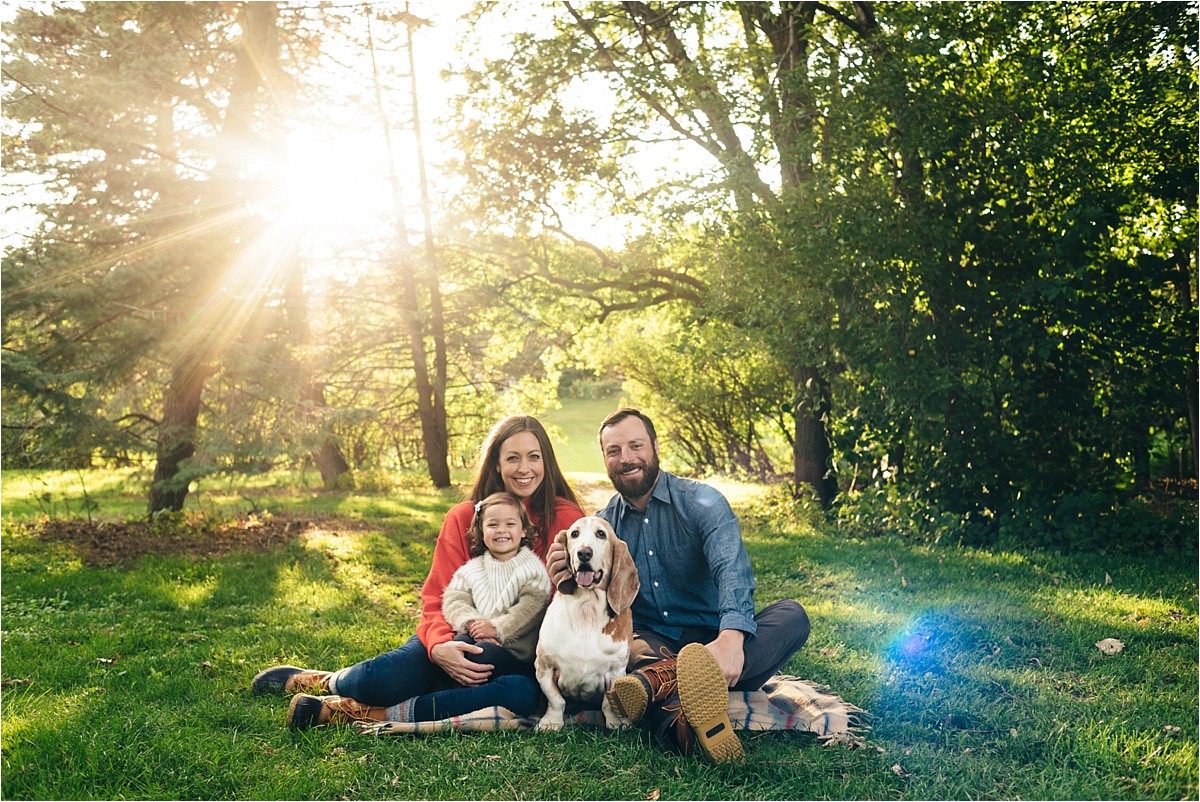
xmin=653 ymin=581 xmax=659 ymax=587
xmin=648 ymin=550 xmax=654 ymax=556
xmin=663 ymin=611 xmax=669 ymax=616
xmin=644 ymin=518 xmax=649 ymax=524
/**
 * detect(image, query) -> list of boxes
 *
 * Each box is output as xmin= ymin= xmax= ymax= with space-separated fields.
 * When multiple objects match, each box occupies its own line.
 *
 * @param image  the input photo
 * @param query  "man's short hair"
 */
xmin=598 ymin=408 xmax=657 ymax=446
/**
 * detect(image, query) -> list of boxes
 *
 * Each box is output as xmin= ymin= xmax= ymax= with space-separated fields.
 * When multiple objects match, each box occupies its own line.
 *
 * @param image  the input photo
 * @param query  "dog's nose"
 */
xmin=576 ymin=547 xmax=592 ymax=563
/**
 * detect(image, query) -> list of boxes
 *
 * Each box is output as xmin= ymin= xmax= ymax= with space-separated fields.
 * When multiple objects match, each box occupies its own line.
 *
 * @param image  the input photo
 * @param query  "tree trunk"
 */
xmin=366 ymin=8 xmax=451 ymax=488
xmin=308 ymin=386 xmax=352 ymax=488
xmin=793 ymin=366 xmax=837 ymax=506
xmin=148 ymin=361 xmax=207 ymax=513
xmin=1174 ymin=254 xmax=1198 ymax=476
xmin=147 ymin=2 xmax=280 ymax=514
xmin=282 ymin=244 xmax=352 ymax=490
xmin=405 ymin=15 xmax=451 ymax=488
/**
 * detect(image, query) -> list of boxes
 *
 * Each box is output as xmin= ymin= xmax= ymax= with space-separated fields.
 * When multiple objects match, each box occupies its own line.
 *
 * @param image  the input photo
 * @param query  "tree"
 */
xmin=3 ymin=2 xmax=304 ymax=510
xmin=451 ymin=1 xmax=1196 ymax=528
xmin=453 ymin=1 xmax=890 ymax=505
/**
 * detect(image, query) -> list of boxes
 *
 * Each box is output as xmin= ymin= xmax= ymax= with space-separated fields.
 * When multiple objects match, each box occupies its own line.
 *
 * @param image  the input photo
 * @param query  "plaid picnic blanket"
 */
xmin=356 ymin=675 xmax=868 ymax=744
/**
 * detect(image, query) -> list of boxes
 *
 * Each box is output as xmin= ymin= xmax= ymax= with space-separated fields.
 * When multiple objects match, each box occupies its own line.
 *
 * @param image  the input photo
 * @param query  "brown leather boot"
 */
xmin=606 ymin=658 xmax=678 ymax=723
xmin=660 ymin=702 xmax=696 ymax=755
xmin=286 ymin=694 xmax=387 ymax=730
xmin=251 ymin=665 xmax=333 ymax=695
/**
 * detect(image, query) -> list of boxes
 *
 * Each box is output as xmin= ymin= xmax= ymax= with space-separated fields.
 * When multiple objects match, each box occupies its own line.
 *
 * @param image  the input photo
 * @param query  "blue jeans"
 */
xmin=332 ymin=634 xmax=542 ymax=721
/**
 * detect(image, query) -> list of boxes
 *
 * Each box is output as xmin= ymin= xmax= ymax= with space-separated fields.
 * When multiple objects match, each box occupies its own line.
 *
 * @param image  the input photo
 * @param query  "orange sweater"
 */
xmin=416 ymin=497 xmax=584 ymax=658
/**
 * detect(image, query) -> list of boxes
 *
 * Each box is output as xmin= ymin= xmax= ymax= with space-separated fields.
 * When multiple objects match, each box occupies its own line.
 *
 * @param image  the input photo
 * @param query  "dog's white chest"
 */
xmin=538 ymin=594 xmax=628 ymax=701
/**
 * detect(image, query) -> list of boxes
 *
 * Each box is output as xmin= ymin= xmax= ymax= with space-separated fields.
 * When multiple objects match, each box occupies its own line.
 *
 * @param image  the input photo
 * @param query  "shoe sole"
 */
xmin=677 ymin=644 xmax=745 ymax=764
xmin=606 ymin=675 xmax=650 ymax=722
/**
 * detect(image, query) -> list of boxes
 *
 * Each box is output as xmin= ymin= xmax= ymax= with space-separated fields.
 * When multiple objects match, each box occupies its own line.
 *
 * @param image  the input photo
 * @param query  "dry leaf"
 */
xmin=1095 ymin=638 xmax=1124 ymax=655
xmin=646 ymin=790 xmax=661 ymax=801
xmin=199 ymin=661 xmax=216 ymax=669
xmin=1105 ymin=573 xmax=1112 ymax=584
xmin=891 ymin=764 xmax=912 ymax=779
xmin=1164 ymin=725 xmax=1182 ymax=736
xmin=1 ymin=678 xmax=34 ymax=689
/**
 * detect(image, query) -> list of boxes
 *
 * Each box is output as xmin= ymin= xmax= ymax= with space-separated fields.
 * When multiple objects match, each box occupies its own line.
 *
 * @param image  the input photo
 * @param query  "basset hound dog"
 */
xmin=534 ymin=516 xmax=640 ymax=731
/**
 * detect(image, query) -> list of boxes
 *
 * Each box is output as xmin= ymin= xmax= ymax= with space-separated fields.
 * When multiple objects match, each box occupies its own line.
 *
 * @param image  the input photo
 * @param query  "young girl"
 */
xmin=441 ymin=492 xmax=553 ymax=673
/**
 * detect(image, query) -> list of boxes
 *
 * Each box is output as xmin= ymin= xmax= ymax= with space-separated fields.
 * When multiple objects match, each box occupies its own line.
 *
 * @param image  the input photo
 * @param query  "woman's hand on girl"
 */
xmin=430 ymin=639 xmax=494 ymax=685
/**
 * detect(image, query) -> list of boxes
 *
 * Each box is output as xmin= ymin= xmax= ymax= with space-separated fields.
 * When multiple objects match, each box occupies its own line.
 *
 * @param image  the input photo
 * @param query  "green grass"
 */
xmin=2 ymin=470 xmax=1197 ymax=800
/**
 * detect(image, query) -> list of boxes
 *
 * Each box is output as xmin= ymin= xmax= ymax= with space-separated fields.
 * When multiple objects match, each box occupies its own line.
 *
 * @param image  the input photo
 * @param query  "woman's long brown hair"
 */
xmin=466 ymin=415 xmax=582 ymax=552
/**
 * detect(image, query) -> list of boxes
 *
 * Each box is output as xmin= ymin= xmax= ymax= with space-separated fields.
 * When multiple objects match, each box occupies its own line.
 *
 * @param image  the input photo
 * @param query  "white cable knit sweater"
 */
xmin=441 ymin=547 xmax=552 ymax=663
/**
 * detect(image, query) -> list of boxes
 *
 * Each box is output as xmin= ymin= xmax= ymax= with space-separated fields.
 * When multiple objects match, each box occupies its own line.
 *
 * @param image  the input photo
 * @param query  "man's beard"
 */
xmin=608 ymin=452 xmax=661 ymax=500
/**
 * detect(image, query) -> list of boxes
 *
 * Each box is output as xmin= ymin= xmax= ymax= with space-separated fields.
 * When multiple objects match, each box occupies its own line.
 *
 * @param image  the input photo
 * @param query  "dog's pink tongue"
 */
xmin=575 ymin=570 xmax=596 ymax=587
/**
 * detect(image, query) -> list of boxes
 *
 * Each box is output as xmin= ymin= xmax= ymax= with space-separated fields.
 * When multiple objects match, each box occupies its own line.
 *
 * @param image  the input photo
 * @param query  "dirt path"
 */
xmin=571 ymin=476 xmax=614 ymax=513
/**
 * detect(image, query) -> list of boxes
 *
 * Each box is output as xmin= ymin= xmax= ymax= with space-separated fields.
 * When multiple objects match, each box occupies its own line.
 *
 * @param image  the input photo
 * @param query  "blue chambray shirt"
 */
xmin=597 ymin=470 xmax=758 ymax=640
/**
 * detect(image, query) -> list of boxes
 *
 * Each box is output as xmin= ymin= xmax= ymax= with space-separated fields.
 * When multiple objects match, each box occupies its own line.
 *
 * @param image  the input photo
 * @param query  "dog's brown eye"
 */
xmin=596 ymin=531 xmax=607 ymax=538
xmin=570 ymin=530 xmax=579 ymax=538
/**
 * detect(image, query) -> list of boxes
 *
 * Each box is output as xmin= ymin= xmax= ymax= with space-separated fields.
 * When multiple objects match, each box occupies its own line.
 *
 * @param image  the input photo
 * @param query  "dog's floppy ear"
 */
xmin=553 ymin=528 xmax=577 ymax=596
xmin=603 ymin=533 xmax=640 ymax=617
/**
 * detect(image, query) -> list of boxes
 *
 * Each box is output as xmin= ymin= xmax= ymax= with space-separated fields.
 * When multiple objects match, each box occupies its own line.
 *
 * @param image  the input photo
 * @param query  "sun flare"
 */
xmin=278 ymin=127 xmax=396 ymax=240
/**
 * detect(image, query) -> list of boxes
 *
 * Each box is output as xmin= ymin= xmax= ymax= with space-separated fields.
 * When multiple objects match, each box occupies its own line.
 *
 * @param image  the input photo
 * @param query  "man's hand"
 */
xmin=546 ymin=535 xmax=572 ymax=589
xmin=705 ymin=629 xmax=746 ymax=688
xmin=430 ymin=639 xmax=494 ymax=686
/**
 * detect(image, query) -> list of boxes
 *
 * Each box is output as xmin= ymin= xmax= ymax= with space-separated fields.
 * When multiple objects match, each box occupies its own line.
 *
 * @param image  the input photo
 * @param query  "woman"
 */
xmin=251 ymin=415 xmax=584 ymax=728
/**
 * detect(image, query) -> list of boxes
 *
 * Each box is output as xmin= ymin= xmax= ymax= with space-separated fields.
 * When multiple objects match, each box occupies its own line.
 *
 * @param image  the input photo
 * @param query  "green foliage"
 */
xmin=453 ymin=1 xmax=1197 ymax=548
xmin=2 ymin=470 xmax=1197 ymax=799
xmin=4 ymin=2 xmax=1196 ymax=549
xmin=829 ymin=480 xmax=1198 ymax=556
xmin=581 ymin=308 xmax=793 ymax=477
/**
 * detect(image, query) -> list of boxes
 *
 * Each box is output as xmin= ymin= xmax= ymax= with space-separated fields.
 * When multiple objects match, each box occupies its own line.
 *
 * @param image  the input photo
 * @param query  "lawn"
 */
xmin=1 ymin=469 xmax=1197 ymax=800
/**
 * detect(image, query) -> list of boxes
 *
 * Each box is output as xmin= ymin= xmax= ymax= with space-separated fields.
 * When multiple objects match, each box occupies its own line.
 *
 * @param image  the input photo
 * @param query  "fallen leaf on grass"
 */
xmin=1 ymin=678 xmax=34 ymax=689
xmin=1095 ymin=638 xmax=1124 ymax=655
xmin=1164 ymin=725 xmax=1182 ymax=736
xmin=199 ymin=661 xmax=216 ymax=669
xmin=646 ymin=790 xmax=661 ymax=801
xmin=891 ymin=764 xmax=912 ymax=779
xmin=96 ymin=656 xmax=119 ymax=664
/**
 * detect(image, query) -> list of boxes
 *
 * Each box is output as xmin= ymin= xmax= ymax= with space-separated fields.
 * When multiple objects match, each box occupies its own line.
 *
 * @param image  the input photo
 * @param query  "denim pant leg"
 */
xmin=454 ymin=634 xmax=534 ymax=677
xmin=409 ymin=673 xmax=543 ymax=721
xmin=332 ymin=634 xmax=442 ymax=707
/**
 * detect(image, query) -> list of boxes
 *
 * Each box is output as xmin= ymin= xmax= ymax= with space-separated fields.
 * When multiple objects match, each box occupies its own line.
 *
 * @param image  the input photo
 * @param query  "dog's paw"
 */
xmin=604 ymin=715 xmax=633 ymax=731
xmin=536 ymin=716 xmax=564 ymax=732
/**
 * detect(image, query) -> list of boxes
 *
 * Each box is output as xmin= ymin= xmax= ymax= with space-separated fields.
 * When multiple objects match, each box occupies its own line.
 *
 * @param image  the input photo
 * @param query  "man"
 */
xmin=548 ymin=408 xmax=810 ymax=763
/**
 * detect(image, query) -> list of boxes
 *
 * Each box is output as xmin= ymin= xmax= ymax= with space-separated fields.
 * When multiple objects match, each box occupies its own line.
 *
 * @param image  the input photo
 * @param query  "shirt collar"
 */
xmin=619 ymin=470 xmax=674 ymax=515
